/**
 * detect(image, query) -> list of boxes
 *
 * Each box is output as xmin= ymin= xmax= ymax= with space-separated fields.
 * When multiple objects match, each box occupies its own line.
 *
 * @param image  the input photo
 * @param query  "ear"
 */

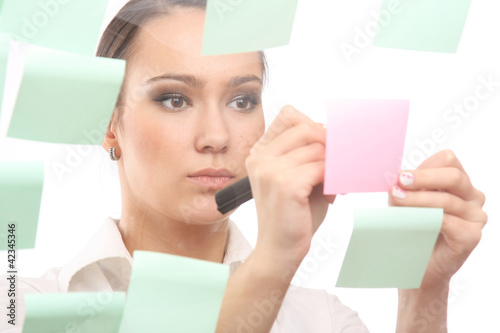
xmin=102 ymin=112 xmax=121 ymax=157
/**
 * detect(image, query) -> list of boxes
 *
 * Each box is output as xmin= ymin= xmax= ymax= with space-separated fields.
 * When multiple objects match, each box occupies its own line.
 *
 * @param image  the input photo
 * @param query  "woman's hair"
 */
xmin=97 ymin=0 xmax=268 ymax=120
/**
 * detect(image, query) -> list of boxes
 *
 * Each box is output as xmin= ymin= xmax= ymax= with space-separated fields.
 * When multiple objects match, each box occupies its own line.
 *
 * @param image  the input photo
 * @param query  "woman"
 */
xmin=2 ymin=0 xmax=487 ymax=332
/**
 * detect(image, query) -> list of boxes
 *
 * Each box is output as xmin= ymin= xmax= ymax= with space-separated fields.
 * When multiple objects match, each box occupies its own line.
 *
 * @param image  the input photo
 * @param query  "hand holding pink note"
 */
xmin=324 ymin=99 xmax=410 ymax=195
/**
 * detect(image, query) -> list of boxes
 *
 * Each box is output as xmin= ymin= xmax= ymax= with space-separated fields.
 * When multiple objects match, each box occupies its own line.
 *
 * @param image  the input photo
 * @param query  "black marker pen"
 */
xmin=215 ymin=177 xmax=252 ymax=214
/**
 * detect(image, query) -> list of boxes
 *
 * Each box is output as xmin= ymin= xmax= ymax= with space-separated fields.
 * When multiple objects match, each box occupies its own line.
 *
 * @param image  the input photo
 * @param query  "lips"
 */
xmin=187 ymin=168 xmax=235 ymax=189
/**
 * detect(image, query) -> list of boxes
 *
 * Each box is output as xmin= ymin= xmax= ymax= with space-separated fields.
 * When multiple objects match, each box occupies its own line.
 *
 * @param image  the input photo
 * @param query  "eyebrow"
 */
xmin=146 ymin=74 xmax=207 ymax=88
xmin=228 ymin=75 xmax=263 ymax=88
xmin=145 ymin=74 xmax=262 ymax=88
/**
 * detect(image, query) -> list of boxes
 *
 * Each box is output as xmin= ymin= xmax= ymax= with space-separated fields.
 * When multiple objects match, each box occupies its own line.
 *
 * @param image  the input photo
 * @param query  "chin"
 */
xmin=171 ymin=189 xmax=233 ymax=224
xmin=176 ymin=202 xmax=228 ymax=225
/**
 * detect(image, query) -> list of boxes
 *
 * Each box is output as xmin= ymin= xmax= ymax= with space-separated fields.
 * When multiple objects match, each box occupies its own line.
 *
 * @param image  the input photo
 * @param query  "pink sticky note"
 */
xmin=324 ymin=99 xmax=410 ymax=194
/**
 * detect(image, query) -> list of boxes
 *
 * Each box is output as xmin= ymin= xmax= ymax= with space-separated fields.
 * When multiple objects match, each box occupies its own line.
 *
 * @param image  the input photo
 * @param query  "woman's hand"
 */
xmin=390 ymin=149 xmax=487 ymax=285
xmin=217 ymin=106 xmax=334 ymax=333
xmin=246 ymin=105 xmax=335 ymax=265
xmin=390 ymin=150 xmax=487 ymax=332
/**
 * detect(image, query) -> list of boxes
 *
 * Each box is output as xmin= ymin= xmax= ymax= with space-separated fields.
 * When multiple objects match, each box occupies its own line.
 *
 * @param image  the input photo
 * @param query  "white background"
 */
xmin=1 ymin=0 xmax=499 ymax=332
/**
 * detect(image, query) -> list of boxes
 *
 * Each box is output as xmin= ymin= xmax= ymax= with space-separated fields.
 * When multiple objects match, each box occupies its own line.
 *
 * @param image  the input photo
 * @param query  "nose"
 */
xmin=194 ymin=104 xmax=230 ymax=153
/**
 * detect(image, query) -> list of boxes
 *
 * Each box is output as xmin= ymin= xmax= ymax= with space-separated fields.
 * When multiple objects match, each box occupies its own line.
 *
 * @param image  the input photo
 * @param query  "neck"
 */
xmin=118 ymin=205 xmax=229 ymax=264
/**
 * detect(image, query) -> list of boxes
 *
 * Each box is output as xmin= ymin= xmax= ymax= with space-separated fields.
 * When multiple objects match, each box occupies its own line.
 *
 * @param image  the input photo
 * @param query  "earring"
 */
xmin=109 ymin=147 xmax=119 ymax=161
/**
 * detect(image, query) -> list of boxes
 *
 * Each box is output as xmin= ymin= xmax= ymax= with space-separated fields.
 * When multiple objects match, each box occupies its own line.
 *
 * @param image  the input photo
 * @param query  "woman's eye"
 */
xmin=228 ymin=95 xmax=259 ymax=111
xmin=154 ymin=94 xmax=189 ymax=110
xmin=234 ymin=98 xmax=249 ymax=109
xmin=169 ymin=97 xmax=185 ymax=108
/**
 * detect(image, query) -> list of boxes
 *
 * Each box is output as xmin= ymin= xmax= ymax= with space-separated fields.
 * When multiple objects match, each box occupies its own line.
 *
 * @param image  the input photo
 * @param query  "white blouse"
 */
xmin=0 ymin=218 xmax=369 ymax=332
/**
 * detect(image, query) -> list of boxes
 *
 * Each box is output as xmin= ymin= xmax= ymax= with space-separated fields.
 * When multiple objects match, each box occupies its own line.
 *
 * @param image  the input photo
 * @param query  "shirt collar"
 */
xmin=59 ymin=217 xmax=253 ymax=292
xmin=223 ymin=220 xmax=253 ymax=264
xmin=58 ymin=217 xmax=132 ymax=292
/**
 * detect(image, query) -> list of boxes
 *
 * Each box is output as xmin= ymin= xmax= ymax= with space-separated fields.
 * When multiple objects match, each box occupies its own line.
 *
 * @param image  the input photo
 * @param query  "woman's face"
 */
xmin=112 ymin=9 xmax=265 ymax=225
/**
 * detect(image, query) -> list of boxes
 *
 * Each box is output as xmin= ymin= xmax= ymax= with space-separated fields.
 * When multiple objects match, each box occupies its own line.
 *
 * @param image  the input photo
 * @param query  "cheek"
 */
xmin=121 ymin=110 xmax=189 ymax=167
xmin=231 ymin=117 xmax=265 ymax=165
xmin=242 ymin=115 xmax=265 ymax=146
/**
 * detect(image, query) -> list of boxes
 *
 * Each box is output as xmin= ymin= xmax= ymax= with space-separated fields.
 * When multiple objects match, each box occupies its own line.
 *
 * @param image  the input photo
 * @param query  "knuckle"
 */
xmin=477 ymin=190 xmax=486 ymax=206
xmin=469 ymin=228 xmax=483 ymax=247
xmin=313 ymin=142 xmax=325 ymax=158
xmin=443 ymin=216 xmax=482 ymax=250
xmin=480 ymin=210 xmax=488 ymax=224
xmin=441 ymin=149 xmax=457 ymax=164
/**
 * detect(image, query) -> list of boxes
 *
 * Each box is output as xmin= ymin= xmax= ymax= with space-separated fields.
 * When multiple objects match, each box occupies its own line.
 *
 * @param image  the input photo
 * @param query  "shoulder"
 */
xmin=269 ymin=285 xmax=370 ymax=333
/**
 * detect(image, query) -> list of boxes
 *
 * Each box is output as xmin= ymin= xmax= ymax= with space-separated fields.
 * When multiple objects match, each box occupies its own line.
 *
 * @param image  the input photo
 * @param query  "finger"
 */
xmin=389 ymin=186 xmax=488 ymax=223
xmin=262 ymin=160 xmax=325 ymax=204
xmin=295 ymin=160 xmax=326 ymax=192
xmin=325 ymin=194 xmax=336 ymax=204
xmin=262 ymin=122 xmax=326 ymax=157
xmin=254 ymin=105 xmax=315 ymax=149
xmin=279 ymin=142 xmax=325 ymax=168
xmin=440 ymin=214 xmax=485 ymax=261
xmin=417 ymin=150 xmax=467 ymax=175
xmin=398 ymin=168 xmax=477 ymax=202
xmin=418 ymin=150 xmax=485 ymax=207
xmin=427 ymin=214 xmax=484 ymax=278
xmin=250 ymin=158 xmax=325 ymax=197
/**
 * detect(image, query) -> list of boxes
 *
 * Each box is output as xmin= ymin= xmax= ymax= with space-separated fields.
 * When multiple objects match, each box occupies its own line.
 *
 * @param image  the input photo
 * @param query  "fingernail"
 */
xmin=392 ymin=186 xmax=407 ymax=199
xmin=399 ymin=172 xmax=414 ymax=186
xmin=315 ymin=122 xmax=326 ymax=129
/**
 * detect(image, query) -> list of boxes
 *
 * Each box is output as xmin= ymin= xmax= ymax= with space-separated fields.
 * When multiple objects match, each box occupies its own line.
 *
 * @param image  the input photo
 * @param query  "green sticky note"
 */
xmin=7 ymin=49 xmax=125 ymax=144
xmin=120 ymin=251 xmax=229 ymax=333
xmin=202 ymin=0 xmax=299 ymax=55
xmin=23 ymin=292 xmax=125 ymax=333
xmin=336 ymin=207 xmax=443 ymax=288
xmin=373 ymin=0 xmax=472 ymax=53
xmin=0 ymin=0 xmax=109 ymax=56
xmin=0 ymin=33 xmax=8 ymax=114
xmin=0 ymin=161 xmax=44 ymax=250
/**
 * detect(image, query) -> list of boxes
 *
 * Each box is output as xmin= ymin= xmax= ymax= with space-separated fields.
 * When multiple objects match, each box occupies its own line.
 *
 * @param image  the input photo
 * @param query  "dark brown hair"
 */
xmin=96 ymin=0 xmax=268 ymax=120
